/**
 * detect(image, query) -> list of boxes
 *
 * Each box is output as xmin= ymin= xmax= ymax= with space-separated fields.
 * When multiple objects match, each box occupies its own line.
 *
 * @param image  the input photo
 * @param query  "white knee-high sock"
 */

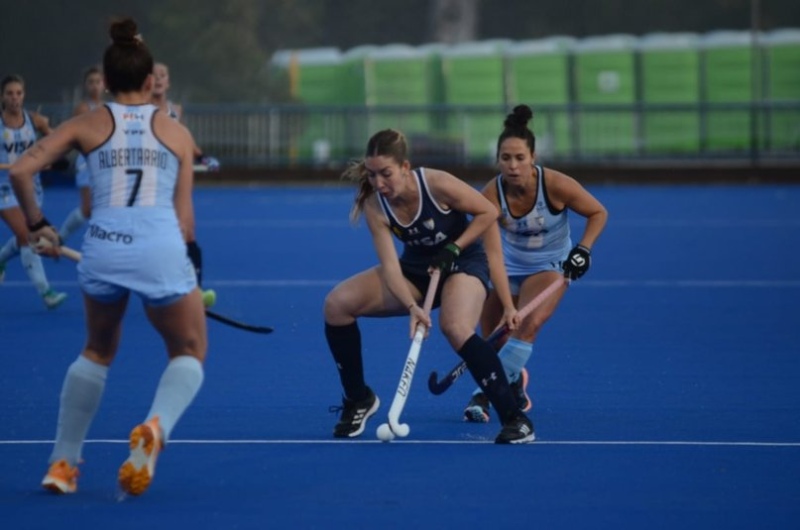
xmin=49 ymin=356 xmax=108 ymax=465
xmin=146 ymin=356 xmax=204 ymax=443
xmin=58 ymin=207 xmax=87 ymax=241
xmin=0 ymin=237 xmax=19 ymax=264
xmin=19 ymin=245 xmax=49 ymax=295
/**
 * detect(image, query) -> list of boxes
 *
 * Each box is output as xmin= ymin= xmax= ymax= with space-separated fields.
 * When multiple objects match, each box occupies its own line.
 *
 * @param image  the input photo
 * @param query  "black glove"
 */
xmin=186 ymin=240 xmax=203 ymax=285
xmin=563 ymin=245 xmax=591 ymax=280
xmin=429 ymin=243 xmax=461 ymax=272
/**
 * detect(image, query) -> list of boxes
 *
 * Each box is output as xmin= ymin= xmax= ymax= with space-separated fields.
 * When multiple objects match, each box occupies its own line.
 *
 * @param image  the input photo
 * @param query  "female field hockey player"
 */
xmin=462 ymin=104 xmax=607 ymax=423
xmin=152 ymin=61 xmax=217 ymax=308
xmin=151 ymin=61 xmax=219 ymax=170
xmin=10 ymin=17 xmax=208 ymax=496
xmin=57 ymin=65 xmax=106 ymax=243
xmin=324 ymin=128 xmax=536 ymax=444
xmin=0 ymin=74 xmax=67 ymax=308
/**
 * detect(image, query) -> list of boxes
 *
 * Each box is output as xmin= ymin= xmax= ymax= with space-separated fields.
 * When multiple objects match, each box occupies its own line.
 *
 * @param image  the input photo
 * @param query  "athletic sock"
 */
xmin=20 ymin=245 xmax=50 ymax=295
xmin=471 ymin=337 xmax=533 ymax=396
xmin=58 ymin=207 xmax=87 ymax=241
xmin=186 ymin=240 xmax=203 ymax=285
xmin=498 ymin=338 xmax=533 ymax=383
xmin=457 ymin=334 xmax=518 ymax=421
xmin=0 ymin=237 xmax=19 ymax=264
xmin=49 ymin=356 xmax=108 ymax=465
xmin=325 ymin=321 xmax=368 ymax=401
xmin=146 ymin=355 xmax=205 ymax=443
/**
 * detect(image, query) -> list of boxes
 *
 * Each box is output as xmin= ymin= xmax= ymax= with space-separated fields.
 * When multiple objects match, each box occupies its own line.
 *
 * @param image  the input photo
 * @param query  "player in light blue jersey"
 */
xmin=463 ymin=105 xmax=608 ymax=423
xmin=152 ymin=61 xmax=218 ymax=308
xmin=57 ymin=66 xmax=105 ymax=243
xmin=0 ymin=74 xmax=67 ymax=308
xmin=10 ymin=17 xmax=207 ymax=497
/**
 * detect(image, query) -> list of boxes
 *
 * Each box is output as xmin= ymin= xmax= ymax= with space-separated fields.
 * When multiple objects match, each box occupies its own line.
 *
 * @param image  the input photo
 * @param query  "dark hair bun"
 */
xmin=109 ymin=17 xmax=139 ymax=46
xmin=504 ymin=104 xmax=533 ymax=129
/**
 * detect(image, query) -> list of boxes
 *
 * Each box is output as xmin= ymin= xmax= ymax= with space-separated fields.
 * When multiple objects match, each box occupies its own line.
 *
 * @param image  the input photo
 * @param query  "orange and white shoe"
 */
xmin=118 ymin=417 xmax=163 ymax=496
xmin=42 ymin=459 xmax=79 ymax=494
xmin=510 ymin=368 xmax=532 ymax=412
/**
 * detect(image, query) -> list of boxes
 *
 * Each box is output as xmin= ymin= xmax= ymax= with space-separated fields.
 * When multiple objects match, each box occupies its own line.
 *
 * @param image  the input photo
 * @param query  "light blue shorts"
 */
xmin=77 ymin=209 xmax=196 ymax=307
xmin=0 ymin=177 xmax=43 ymax=211
xmin=502 ymin=260 xmax=565 ymax=296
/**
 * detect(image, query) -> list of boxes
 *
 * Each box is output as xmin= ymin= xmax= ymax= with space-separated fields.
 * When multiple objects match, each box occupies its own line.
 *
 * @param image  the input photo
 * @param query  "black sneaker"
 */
xmin=494 ymin=412 xmax=535 ymax=444
xmin=463 ymin=392 xmax=491 ymax=423
xmin=330 ymin=387 xmax=380 ymax=438
xmin=509 ymin=368 xmax=532 ymax=412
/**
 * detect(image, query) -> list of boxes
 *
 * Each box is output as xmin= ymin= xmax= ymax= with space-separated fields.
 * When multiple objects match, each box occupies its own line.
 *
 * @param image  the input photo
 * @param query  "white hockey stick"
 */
xmin=377 ymin=268 xmax=442 ymax=441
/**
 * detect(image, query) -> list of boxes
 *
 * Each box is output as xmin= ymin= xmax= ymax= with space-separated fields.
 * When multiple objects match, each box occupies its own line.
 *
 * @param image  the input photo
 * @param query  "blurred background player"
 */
xmin=58 ymin=65 xmax=105 ymax=243
xmin=10 ymin=17 xmax=208 ymax=497
xmin=0 ymin=74 xmax=67 ymax=308
xmin=463 ymin=105 xmax=608 ymax=423
xmin=152 ymin=61 xmax=217 ymax=308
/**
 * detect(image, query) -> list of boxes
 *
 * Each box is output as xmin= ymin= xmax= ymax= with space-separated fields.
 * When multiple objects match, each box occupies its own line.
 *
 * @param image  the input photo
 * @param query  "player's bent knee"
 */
xmin=323 ymin=290 xmax=351 ymax=322
xmin=171 ymin=335 xmax=206 ymax=362
xmin=439 ymin=323 xmax=474 ymax=351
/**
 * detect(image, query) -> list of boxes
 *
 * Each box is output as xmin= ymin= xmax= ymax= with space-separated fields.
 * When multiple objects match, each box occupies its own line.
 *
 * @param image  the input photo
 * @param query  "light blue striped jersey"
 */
xmin=1 ymin=111 xmax=41 ymax=187
xmin=497 ymin=165 xmax=571 ymax=274
xmin=85 ymin=103 xmax=179 ymax=210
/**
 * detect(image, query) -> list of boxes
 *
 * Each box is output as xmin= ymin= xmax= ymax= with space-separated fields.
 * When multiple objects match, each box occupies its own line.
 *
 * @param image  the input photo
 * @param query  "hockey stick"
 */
xmin=37 ymin=240 xmax=273 ymax=334
xmin=204 ymin=309 xmax=273 ymax=334
xmin=376 ymin=268 xmax=441 ymax=441
xmin=426 ymin=275 xmax=568 ymax=395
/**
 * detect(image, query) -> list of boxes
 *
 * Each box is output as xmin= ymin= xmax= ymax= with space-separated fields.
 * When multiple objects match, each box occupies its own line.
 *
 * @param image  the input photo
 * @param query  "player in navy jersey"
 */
xmin=463 ymin=105 xmax=607 ymax=423
xmin=57 ymin=65 xmax=106 ymax=243
xmin=324 ymin=128 xmax=535 ymax=444
xmin=10 ymin=17 xmax=207 ymax=497
xmin=0 ymin=74 xmax=67 ymax=308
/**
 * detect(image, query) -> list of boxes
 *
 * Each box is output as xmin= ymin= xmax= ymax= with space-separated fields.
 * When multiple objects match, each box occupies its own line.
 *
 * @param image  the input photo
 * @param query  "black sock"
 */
xmin=457 ymin=334 xmax=518 ymax=422
xmin=325 ymin=322 xmax=368 ymax=402
xmin=187 ymin=240 xmax=202 ymax=285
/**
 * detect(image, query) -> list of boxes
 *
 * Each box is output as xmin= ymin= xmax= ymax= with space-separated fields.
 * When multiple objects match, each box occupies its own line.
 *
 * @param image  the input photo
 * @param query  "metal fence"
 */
xmin=36 ymin=102 xmax=800 ymax=167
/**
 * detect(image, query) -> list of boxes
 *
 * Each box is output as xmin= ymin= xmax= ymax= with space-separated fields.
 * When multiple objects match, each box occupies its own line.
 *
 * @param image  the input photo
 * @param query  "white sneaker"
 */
xmin=43 ymin=289 xmax=68 ymax=309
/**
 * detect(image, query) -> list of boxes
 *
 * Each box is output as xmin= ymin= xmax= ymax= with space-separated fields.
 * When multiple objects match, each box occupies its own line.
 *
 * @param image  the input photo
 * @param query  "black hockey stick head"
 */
xmin=427 ymin=370 xmax=449 ymax=395
xmin=205 ymin=310 xmax=274 ymax=334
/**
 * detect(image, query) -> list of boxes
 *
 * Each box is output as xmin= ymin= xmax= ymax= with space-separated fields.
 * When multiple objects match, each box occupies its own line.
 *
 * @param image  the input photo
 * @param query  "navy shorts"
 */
xmin=400 ymin=244 xmax=490 ymax=309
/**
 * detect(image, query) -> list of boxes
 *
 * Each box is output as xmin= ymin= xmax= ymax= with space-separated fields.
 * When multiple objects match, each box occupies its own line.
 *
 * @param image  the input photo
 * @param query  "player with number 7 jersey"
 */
xmin=80 ymin=102 xmax=197 ymax=298
xmin=9 ymin=16 xmax=207 ymax=497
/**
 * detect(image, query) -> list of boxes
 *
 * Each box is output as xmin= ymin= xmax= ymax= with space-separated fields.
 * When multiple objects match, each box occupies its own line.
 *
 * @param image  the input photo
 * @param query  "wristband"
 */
xmin=445 ymin=242 xmax=461 ymax=256
xmin=27 ymin=216 xmax=51 ymax=232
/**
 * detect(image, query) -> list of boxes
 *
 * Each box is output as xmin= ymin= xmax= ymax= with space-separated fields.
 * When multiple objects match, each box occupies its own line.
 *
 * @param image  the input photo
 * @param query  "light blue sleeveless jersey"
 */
xmin=86 ymin=103 xmax=179 ymax=209
xmin=0 ymin=111 xmax=43 ymax=209
xmin=78 ymin=103 xmax=195 ymax=304
xmin=497 ymin=165 xmax=571 ymax=275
